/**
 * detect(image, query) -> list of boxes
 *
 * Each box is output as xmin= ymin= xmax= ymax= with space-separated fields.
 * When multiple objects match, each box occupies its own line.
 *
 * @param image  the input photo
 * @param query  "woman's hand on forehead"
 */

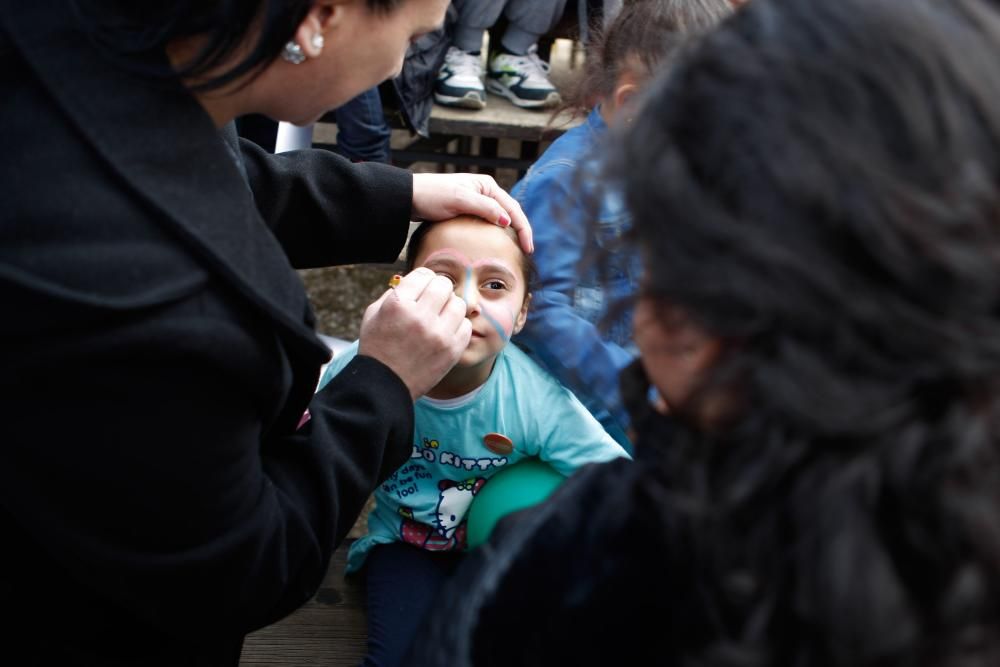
xmin=411 ymin=173 xmax=533 ymax=254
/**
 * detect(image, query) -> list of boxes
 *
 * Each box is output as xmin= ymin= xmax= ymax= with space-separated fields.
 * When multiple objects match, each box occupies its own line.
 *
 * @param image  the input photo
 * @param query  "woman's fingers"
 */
xmin=394 ymin=268 xmax=457 ymax=317
xmin=358 ymin=268 xmax=469 ymax=400
xmin=410 ymin=173 xmax=534 ymax=254
xmin=477 ymin=176 xmax=533 ymax=253
xmin=391 ymin=266 xmax=435 ymax=301
xmin=441 ymin=292 xmax=469 ymax=329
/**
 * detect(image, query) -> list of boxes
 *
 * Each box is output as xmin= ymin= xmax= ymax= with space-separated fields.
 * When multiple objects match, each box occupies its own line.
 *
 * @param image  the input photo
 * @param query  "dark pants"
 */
xmin=360 ymin=542 xmax=465 ymax=667
xmin=452 ymin=0 xmax=568 ymax=55
xmin=333 ymin=88 xmax=392 ymax=164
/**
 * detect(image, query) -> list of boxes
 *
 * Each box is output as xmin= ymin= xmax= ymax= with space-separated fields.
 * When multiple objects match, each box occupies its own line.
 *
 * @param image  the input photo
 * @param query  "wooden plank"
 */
xmin=241 ymin=542 xmax=367 ymax=666
xmin=428 ymin=100 xmax=579 ymax=141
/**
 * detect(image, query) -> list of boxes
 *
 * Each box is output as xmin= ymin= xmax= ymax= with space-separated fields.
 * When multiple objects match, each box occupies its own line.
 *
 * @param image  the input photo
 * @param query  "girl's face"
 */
xmin=412 ymin=217 xmax=530 ymax=375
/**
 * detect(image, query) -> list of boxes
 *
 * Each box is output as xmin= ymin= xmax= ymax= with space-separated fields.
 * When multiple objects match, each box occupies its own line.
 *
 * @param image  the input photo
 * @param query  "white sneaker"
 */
xmin=486 ymin=45 xmax=561 ymax=109
xmin=435 ymin=46 xmax=487 ymax=110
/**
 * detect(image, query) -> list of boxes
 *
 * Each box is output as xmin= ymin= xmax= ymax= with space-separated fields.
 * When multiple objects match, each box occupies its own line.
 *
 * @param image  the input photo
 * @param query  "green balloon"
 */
xmin=466 ymin=458 xmax=565 ymax=549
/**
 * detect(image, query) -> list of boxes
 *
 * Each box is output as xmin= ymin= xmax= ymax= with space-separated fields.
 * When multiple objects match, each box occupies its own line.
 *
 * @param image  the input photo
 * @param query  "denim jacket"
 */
xmin=512 ymin=108 xmax=640 ymax=449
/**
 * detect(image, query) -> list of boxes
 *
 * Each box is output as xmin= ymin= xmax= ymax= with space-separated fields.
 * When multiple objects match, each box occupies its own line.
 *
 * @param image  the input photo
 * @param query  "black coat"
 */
xmin=1 ymin=2 xmax=417 ymax=664
xmin=406 ymin=458 xmax=661 ymax=666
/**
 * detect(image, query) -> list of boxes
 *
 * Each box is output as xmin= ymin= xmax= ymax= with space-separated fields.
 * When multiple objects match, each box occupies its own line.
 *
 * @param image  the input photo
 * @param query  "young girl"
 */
xmin=512 ymin=0 xmax=734 ymax=449
xmin=318 ymin=215 xmax=629 ymax=665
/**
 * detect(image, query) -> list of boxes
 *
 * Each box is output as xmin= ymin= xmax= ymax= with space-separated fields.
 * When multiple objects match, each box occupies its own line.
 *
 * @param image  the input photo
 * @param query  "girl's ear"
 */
xmin=612 ymin=82 xmax=639 ymax=118
xmin=513 ymin=293 xmax=532 ymax=335
xmin=602 ymin=66 xmax=642 ymax=124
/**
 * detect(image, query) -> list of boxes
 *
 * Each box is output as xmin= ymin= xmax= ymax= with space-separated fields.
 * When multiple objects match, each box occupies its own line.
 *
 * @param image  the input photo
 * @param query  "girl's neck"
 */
xmin=425 ymin=359 xmax=498 ymax=400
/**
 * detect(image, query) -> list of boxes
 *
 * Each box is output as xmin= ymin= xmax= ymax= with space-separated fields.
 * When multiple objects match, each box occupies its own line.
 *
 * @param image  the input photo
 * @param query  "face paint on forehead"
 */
xmin=471 ymin=257 xmax=519 ymax=278
xmin=423 ymin=248 xmax=474 ymax=267
xmin=462 ymin=266 xmax=474 ymax=304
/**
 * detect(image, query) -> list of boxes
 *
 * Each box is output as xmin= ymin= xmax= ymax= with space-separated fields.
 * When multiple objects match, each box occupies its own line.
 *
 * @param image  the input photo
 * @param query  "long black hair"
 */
xmin=612 ymin=0 xmax=1000 ymax=663
xmin=71 ymin=0 xmax=403 ymax=91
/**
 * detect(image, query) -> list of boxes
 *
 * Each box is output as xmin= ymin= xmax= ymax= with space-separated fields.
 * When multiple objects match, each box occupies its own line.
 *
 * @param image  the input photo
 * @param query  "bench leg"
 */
xmin=519 ymin=140 xmax=540 ymax=179
xmin=479 ymin=137 xmax=499 ymax=177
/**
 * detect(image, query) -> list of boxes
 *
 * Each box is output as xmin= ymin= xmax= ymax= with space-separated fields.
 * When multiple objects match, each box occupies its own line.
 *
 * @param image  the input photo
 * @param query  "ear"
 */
xmin=293 ymin=0 xmax=352 ymax=58
xmin=512 ymin=293 xmax=532 ymax=335
xmin=611 ymin=82 xmax=640 ymax=117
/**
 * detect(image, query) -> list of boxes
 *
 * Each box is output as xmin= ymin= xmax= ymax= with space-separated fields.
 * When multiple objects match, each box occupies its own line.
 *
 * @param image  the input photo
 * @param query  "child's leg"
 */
xmin=332 ymin=88 xmax=392 ymax=164
xmin=501 ymin=0 xmax=568 ymax=55
xmin=452 ymin=0 xmax=507 ymax=53
xmin=484 ymin=0 xmax=565 ymax=109
xmin=361 ymin=543 xmax=463 ymax=667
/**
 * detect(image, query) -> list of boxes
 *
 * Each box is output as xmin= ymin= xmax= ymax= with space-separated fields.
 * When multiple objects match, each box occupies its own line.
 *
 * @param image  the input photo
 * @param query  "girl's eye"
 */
xmin=482 ymin=280 xmax=507 ymax=291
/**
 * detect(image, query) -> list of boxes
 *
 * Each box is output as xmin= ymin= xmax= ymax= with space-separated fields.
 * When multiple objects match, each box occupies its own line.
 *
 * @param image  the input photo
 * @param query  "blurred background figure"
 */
xmin=513 ymin=0 xmax=735 ymax=449
xmin=409 ymin=0 xmax=1000 ymax=663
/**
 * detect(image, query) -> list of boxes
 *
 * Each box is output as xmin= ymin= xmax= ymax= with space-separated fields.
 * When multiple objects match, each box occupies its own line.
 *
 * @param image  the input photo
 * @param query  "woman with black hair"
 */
xmin=0 ymin=0 xmax=531 ymax=664
xmin=410 ymin=0 xmax=1000 ymax=664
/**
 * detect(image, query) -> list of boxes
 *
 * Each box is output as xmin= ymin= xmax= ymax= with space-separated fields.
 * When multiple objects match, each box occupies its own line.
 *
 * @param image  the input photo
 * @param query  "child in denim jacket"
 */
xmin=512 ymin=0 xmax=734 ymax=449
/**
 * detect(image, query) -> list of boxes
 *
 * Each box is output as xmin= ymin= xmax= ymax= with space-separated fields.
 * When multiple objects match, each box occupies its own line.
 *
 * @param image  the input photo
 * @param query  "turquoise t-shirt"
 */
xmin=318 ymin=341 xmax=630 ymax=572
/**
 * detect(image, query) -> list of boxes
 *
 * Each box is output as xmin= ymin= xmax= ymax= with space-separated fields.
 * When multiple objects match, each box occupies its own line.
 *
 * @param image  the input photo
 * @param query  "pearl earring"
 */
xmin=311 ymin=34 xmax=325 ymax=52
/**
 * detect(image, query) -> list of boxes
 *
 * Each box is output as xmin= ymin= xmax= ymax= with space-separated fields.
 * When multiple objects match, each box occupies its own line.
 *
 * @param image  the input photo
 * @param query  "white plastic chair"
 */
xmin=274 ymin=122 xmax=315 ymax=153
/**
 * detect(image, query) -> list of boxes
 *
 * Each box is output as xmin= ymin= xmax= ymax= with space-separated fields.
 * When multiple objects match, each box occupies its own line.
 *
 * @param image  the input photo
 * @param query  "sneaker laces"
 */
xmin=444 ymin=47 xmax=483 ymax=78
xmin=525 ymin=45 xmax=552 ymax=76
xmin=501 ymin=45 xmax=552 ymax=86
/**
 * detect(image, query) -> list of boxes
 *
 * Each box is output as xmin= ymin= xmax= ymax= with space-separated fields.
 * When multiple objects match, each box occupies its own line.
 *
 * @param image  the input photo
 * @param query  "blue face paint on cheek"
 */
xmin=480 ymin=304 xmax=518 ymax=343
xmin=481 ymin=309 xmax=510 ymax=342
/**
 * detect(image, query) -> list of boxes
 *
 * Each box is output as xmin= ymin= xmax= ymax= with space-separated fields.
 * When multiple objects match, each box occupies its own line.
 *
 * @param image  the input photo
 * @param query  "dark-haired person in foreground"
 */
xmin=410 ymin=0 xmax=1000 ymax=663
xmin=0 ymin=0 xmax=533 ymax=664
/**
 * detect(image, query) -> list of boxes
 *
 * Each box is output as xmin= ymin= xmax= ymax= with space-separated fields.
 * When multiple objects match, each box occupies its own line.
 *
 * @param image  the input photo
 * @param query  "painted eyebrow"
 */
xmin=473 ymin=261 xmax=517 ymax=283
xmin=422 ymin=249 xmax=472 ymax=266
xmin=422 ymin=250 xmax=520 ymax=284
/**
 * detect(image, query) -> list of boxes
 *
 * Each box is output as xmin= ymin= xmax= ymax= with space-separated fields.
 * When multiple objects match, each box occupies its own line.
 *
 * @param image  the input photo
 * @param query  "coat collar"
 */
xmin=2 ymin=2 xmax=324 ymax=356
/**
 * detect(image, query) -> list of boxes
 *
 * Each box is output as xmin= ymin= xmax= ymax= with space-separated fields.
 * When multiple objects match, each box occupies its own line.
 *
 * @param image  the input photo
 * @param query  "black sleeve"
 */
xmin=0 ymin=292 xmax=414 ymax=641
xmin=273 ymin=354 xmax=416 ymax=553
xmin=239 ymin=138 xmax=413 ymax=269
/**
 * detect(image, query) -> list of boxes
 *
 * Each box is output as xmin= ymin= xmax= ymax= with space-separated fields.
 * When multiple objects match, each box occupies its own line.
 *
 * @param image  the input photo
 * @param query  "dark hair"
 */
xmin=406 ymin=218 xmax=539 ymax=295
xmin=613 ymin=0 xmax=1000 ymax=663
xmin=71 ymin=0 xmax=404 ymax=91
xmin=562 ymin=0 xmax=733 ymax=115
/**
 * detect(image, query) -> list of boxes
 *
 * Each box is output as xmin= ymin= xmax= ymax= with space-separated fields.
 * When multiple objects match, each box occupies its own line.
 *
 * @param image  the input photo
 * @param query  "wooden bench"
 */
xmin=378 ymin=98 xmax=579 ymax=175
xmin=306 ymin=38 xmax=583 ymax=178
xmin=240 ymin=540 xmax=367 ymax=666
